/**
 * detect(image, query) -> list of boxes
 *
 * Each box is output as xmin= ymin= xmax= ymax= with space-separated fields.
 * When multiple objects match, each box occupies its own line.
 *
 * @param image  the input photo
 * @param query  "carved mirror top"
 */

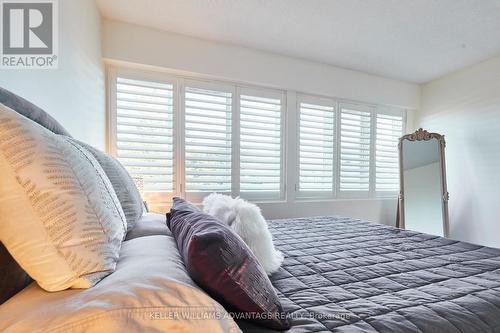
xmin=399 ymin=128 xmax=446 ymax=148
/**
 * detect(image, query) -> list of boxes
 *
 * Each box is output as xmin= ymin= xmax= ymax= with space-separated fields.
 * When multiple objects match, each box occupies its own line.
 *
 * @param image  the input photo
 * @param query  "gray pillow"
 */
xmin=0 ymin=87 xmax=71 ymax=136
xmin=68 ymin=139 xmax=144 ymax=231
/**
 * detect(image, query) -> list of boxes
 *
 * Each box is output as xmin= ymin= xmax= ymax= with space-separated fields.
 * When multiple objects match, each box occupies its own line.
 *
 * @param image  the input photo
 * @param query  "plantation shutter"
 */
xmin=184 ymin=84 xmax=233 ymax=194
xmin=375 ymin=110 xmax=405 ymax=193
xmin=115 ymin=76 xmax=174 ymax=192
xmin=339 ymin=104 xmax=372 ymax=193
xmin=239 ymin=89 xmax=283 ymax=199
xmin=298 ymin=97 xmax=335 ymax=196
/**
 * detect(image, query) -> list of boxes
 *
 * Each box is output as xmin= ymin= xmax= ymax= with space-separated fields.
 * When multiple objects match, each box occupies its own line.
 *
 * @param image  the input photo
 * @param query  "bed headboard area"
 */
xmin=0 ymin=87 xmax=72 ymax=304
xmin=0 ymin=244 xmax=32 ymax=304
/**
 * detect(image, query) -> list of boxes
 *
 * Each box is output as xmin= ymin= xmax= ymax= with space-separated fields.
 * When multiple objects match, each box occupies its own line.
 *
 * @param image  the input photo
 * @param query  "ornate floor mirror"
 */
xmin=397 ymin=128 xmax=450 ymax=237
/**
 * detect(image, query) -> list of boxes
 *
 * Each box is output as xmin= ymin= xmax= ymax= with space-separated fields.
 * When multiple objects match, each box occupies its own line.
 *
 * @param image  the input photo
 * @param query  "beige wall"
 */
xmin=417 ymin=56 xmax=500 ymax=247
xmin=0 ymin=0 xmax=105 ymax=149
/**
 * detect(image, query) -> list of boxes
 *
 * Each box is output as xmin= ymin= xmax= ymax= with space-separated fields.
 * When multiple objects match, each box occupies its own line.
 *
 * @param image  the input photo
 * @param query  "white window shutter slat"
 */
xmin=298 ymin=100 xmax=335 ymax=195
xmin=239 ymin=91 xmax=283 ymax=197
xmin=115 ymin=76 xmax=174 ymax=192
xmin=375 ymin=112 xmax=404 ymax=193
xmin=339 ymin=105 xmax=372 ymax=193
xmin=184 ymin=86 xmax=232 ymax=193
xmin=112 ymin=70 xmax=407 ymax=202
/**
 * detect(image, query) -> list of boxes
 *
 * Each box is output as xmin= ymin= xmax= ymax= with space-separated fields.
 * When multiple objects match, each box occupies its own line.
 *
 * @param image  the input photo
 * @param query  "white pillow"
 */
xmin=0 ymin=103 xmax=126 ymax=291
xmin=202 ymin=193 xmax=284 ymax=275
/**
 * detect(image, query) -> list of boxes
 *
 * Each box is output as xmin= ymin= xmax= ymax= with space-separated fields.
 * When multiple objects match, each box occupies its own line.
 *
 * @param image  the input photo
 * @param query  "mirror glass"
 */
xmin=402 ymin=138 xmax=444 ymax=236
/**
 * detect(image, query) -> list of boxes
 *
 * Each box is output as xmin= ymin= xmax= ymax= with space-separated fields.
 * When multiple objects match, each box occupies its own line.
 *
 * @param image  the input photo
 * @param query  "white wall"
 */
xmin=102 ymin=20 xmax=421 ymax=225
xmin=102 ymin=20 xmax=420 ymax=110
xmin=0 ymin=0 xmax=105 ymax=149
xmin=258 ymin=199 xmax=398 ymax=222
xmin=418 ymin=56 xmax=500 ymax=247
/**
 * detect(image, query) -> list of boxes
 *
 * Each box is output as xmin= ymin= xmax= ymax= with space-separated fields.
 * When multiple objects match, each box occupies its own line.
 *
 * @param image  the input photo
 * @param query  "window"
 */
xmin=239 ymin=89 xmax=284 ymax=199
xmin=183 ymin=84 xmax=233 ymax=196
xmin=113 ymin=75 xmax=174 ymax=192
xmin=296 ymin=99 xmax=405 ymax=199
xmin=375 ymin=110 xmax=404 ymax=193
xmin=339 ymin=104 xmax=372 ymax=194
xmin=109 ymin=68 xmax=406 ymax=207
xmin=297 ymin=97 xmax=335 ymax=197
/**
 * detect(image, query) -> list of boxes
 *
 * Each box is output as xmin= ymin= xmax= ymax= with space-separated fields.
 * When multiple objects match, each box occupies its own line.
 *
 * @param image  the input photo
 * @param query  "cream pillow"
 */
xmin=0 ymin=103 xmax=127 ymax=292
xmin=0 ymin=235 xmax=240 ymax=333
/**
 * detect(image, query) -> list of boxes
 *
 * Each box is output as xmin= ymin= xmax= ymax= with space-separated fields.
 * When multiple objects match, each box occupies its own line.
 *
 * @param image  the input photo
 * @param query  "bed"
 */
xmin=4 ymin=87 xmax=500 ymax=333
xmin=240 ymin=216 xmax=500 ymax=332
xmin=2 ymin=214 xmax=500 ymax=332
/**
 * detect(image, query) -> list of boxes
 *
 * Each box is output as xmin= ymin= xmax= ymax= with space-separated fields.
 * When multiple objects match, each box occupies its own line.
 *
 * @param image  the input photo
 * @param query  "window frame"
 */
xmin=336 ymin=102 xmax=375 ymax=199
xmin=180 ymin=78 xmax=236 ymax=203
xmin=295 ymin=93 xmax=337 ymax=200
xmin=108 ymin=67 xmax=288 ymax=204
xmin=107 ymin=66 xmax=407 ymax=208
xmin=294 ymin=96 xmax=406 ymax=201
xmin=374 ymin=105 xmax=407 ymax=198
xmin=238 ymin=86 xmax=287 ymax=202
xmin=107 ymin=67 xmax=179 ymax=206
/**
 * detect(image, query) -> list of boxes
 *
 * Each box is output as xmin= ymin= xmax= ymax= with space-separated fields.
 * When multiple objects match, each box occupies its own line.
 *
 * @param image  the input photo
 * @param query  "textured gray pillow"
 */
xmin=0 ymin=87 xmax=71 ymax=136
xmin=0 ymin=103 xmax=126 ymax=291
xmin=68 ymin=139 xmax=144 ymax=231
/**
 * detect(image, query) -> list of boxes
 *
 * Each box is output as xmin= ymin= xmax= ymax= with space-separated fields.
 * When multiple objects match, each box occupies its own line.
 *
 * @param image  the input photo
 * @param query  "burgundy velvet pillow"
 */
xmin=167 ymin=197 xmax=289 ymax=330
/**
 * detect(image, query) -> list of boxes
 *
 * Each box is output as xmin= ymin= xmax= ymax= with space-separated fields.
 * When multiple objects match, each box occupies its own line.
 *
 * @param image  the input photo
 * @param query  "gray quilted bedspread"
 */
xmin=240 ymin=216 xmax=500 ymax=333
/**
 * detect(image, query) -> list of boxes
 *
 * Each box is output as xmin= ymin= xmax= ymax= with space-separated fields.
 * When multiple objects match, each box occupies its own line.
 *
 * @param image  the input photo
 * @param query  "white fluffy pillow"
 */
xmin=202 ymin=193 xmax=284 ymax=274
xmin=0 ymin=103 xmax=127 ymax=291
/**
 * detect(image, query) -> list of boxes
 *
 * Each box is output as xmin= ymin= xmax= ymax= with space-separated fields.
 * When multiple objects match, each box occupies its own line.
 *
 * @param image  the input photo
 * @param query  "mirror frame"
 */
xmin=397 ymin=128 xmax=450 ymax=237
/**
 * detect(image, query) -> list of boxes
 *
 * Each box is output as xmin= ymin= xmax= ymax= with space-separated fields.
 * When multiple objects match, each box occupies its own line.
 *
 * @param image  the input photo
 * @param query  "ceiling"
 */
xmin=96 ymin=0 xmax=500 ymax=83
